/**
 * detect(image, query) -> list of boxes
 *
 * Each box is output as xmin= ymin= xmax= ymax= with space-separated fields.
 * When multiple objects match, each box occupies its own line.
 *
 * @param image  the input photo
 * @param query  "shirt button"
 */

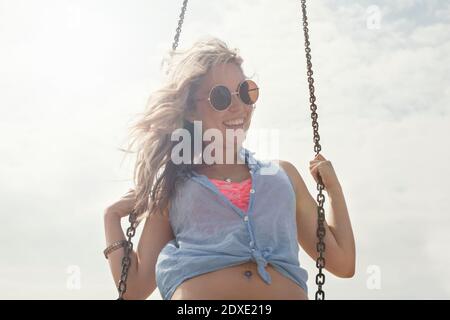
xmin=250 ymin=189 xmax=255 ymax=193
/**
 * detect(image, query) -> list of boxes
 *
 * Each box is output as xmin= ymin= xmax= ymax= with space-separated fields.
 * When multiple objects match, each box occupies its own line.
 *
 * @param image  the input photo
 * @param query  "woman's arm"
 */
xmin=279 ymin=159 xmax=356 ymax=278
xmin=135 ymin=208 xmax=175 ymax=297
xmin=104 ymin=191 xmax=175 ymax=299
xmin=104 ymin=212 xmax=141 ymax=299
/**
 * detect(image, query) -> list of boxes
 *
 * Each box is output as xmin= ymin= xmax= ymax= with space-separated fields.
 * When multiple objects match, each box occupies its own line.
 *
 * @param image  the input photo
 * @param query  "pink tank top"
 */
xmin=209 ymin=177 xmax=252 ymax=213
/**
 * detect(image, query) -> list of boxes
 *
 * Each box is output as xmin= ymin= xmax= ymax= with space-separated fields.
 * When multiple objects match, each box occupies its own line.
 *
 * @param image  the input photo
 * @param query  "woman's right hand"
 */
xmin=104 ymin=188 xmax=137 ymax=219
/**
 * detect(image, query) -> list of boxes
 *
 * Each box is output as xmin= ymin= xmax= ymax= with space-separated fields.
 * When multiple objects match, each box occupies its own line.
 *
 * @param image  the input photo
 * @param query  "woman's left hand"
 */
xmin=309 ymin=153 xmax=342 ymax=193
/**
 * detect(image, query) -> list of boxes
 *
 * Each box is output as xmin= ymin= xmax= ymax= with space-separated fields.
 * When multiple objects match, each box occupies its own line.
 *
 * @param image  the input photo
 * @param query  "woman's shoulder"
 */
xmin=256 ymin=157 xmax=296 ymax=174
xmin=274 ymin=159 xmax=301 ymax=195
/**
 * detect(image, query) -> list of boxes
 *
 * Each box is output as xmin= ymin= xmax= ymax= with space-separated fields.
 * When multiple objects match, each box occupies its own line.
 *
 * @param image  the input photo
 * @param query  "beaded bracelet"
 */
xmin=103 ymin=240 xmax=128 ymax=259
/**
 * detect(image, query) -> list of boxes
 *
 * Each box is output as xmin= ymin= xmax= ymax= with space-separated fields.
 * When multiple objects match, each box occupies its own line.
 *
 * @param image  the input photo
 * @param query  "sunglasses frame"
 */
xmin=195 ymin=79 xmax=259 ymax=112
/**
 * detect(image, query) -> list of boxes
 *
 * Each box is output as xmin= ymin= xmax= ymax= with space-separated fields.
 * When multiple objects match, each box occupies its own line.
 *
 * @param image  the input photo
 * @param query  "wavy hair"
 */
xmin=120 ymin=36 xmax=245 ymax=223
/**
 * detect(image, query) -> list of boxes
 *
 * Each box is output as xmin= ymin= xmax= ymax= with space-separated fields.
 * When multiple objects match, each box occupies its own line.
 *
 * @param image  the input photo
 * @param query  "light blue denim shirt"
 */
xmin=155 ymin=146 xmax=309 ymax=300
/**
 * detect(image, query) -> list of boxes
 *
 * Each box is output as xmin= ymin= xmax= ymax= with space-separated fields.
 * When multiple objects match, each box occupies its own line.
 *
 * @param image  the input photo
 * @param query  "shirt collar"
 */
xmin=238 ymin=146 xmax=260 ymax=174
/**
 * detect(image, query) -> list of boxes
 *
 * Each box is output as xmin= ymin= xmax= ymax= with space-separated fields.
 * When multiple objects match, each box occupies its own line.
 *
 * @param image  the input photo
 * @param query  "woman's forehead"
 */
xmin=201 ymin=63 xmax=245 ymax=90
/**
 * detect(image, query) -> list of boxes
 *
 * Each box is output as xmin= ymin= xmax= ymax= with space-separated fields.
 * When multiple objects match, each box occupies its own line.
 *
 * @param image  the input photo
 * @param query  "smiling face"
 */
xmin=185 ymin=62 xmax=255 ymax=152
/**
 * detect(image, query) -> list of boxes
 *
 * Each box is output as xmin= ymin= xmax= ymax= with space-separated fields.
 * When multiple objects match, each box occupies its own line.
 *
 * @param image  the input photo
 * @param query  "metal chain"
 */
xmin=300 ymin=0 xmax=326 ymax=300
xmin=116 ymin=0 xmax=189 ymax=300
xmin=117 ymin=210 xmax=138 ymax=300
xmin=172 ymin=0 xmax=189 ymax=51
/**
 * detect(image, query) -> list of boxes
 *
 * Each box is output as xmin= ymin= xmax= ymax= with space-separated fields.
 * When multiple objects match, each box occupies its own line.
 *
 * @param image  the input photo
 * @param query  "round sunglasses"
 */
xmin=195 ymin=79 xmax=259 ymax=111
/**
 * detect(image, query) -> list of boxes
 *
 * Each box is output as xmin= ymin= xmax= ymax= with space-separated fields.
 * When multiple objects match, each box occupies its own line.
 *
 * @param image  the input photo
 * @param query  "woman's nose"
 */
xmin=228 ymin=95 xmax=245 ymax=112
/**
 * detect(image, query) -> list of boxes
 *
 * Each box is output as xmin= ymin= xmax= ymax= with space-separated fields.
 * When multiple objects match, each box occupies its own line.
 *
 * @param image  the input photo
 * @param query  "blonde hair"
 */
xmin=121 ymin=36 xmax=244 ymax=223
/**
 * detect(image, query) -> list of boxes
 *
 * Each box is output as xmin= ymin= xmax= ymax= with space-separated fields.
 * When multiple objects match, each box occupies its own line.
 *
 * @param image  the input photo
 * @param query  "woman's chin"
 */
xmin=224 ymin=138 xmax=246 ymax=150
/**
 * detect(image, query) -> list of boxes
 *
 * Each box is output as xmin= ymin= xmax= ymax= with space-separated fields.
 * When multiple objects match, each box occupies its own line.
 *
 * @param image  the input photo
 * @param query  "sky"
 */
xmin=0 ymin=0 xmax=449 ymax=299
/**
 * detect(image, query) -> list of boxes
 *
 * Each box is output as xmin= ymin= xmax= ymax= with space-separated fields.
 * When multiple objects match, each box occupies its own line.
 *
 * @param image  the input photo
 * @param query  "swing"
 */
xmin=116 ymin=0 xmax=327 ymax=301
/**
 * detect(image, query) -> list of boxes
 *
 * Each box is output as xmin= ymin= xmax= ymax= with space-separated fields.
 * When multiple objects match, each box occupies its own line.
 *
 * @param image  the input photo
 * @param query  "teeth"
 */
xmin=224 ymin=118 xmax=244 ymax=126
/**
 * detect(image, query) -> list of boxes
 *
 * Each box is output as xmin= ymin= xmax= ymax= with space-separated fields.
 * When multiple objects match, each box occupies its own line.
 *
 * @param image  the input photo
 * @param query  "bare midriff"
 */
xmin=170 ymin=260 xmax=308 ymax=300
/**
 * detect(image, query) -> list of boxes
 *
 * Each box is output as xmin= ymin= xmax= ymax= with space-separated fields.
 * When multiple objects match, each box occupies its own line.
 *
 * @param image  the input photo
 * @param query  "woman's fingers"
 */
xmin=315 ymin=153 xmax=326 ymax=160
xmin=105 ymin=188 xmax=137 ymax=218
xmin=309 ymin=162 xmax=321 ymax=182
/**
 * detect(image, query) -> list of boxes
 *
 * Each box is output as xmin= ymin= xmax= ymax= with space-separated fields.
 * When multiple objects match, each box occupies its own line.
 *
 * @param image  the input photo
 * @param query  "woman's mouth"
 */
xmin=223 ymin=117 xmax=245 ymax=129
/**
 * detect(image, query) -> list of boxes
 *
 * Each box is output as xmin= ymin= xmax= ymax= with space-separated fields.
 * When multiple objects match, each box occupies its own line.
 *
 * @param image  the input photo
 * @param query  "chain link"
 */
xmin=300 ymin=0 xmax=327 ymax=300
xmin=116 ymin=0 xmax=189 ymax=300
xmin=172 ymin=0 xmax=189 ymax=51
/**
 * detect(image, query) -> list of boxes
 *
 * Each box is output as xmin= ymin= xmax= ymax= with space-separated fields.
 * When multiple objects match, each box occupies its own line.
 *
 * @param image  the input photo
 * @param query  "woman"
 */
xmin=103 ymin=36 xmax=355 ymax=300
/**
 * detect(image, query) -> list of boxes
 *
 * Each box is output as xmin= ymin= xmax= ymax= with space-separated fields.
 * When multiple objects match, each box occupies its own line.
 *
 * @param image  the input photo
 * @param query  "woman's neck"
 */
xmin=197 ymin=163 xmax=251 ymax=182
xmin=198 ymin=143 xmax=244 ymax=165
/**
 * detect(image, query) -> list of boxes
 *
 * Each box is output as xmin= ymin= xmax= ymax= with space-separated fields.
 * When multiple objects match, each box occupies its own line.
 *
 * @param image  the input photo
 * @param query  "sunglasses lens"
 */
xmin=239 ymin=80 xmax=259 ymax=105
xmin=210 ymin=85 xmax=231 ymax=111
